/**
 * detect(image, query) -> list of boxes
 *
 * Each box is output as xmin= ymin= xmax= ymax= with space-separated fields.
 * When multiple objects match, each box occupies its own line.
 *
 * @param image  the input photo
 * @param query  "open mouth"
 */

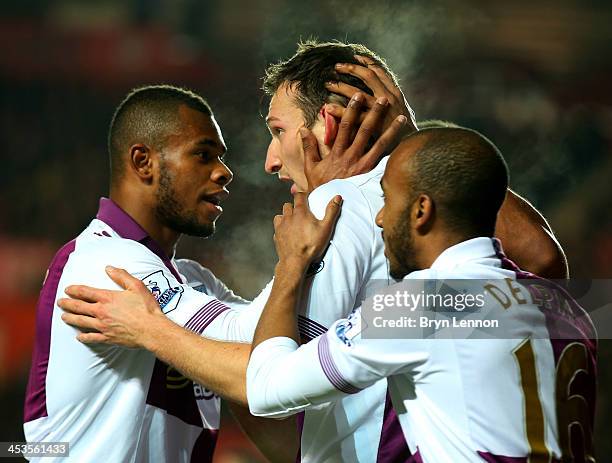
xmin=279 ymin=176 xmax=298 ymax=195
xmin=201 ymin=190 xmax=228 ymax=213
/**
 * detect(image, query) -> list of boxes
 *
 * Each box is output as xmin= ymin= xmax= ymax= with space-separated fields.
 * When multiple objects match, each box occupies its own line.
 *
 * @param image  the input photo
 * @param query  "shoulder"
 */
xmin=175 ymin=258 xmax=219 ymax=291
xmin=67 ymin=231 xmax=165 ymax=279
xmin=309 ymin=179 xmax=368 ymax=211
xmin=176 ymin=258 xmax=213 ymax=281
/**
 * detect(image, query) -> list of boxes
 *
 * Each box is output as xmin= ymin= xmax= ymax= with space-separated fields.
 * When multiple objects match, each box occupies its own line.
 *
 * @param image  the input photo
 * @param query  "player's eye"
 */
xmin=195 ymin=151 xmax=211 ymax=162
xmin=272 ymin=127 xmax=284 ymax=137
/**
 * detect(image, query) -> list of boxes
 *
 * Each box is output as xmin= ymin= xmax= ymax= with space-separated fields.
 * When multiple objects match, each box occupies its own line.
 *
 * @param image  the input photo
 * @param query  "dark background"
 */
xmin=0 ymin=1 xmax=610 ymax=461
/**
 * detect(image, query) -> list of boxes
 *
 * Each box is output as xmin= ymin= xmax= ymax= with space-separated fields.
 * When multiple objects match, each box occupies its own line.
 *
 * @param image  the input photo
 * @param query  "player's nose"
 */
xmin=265 ymin=143 xmax=282 ymax=174
xmin=375 ymin=207 xmax=384 ymax=228
xmin=212 ymin=160 xmax=233 ymax=186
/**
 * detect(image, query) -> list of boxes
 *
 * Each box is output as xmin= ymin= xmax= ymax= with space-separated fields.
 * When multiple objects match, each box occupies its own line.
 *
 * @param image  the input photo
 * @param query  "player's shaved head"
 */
xmin=396 ymin=127 xmax=509 ymax=237
xmin=263 ymin=40 xmax=398 ymax=127
xmin=108 ymin=85 xmax=212 ymax=185
xmin=416 ymin=119 xmax=461 ymax=130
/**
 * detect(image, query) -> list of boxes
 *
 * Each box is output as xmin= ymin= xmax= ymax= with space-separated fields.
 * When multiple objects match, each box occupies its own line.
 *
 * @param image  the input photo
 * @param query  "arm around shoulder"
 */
xmin=496 ymin=190 xmax=569 ymax=279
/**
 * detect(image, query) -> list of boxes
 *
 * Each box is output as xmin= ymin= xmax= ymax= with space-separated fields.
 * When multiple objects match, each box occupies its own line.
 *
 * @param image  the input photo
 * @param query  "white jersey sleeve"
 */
xmin=174 ymin=258 xmax=273 ymax=342
xmin=246 ymin=307 xmax=430 ymax=418
xmin=75 ymin=240 xmax=237 ymax=337
xmin=76 ymin=242 xmax=265 ymax=343
xmin=175 ymin=259 xmax=249 ymax=307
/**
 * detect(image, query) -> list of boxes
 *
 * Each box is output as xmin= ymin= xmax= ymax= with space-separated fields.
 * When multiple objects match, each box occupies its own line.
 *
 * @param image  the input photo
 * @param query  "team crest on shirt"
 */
xmin=142 ymin=270 xmax=184 ymax=314
xmin=335 ymin=308 xmax=363 ymax=347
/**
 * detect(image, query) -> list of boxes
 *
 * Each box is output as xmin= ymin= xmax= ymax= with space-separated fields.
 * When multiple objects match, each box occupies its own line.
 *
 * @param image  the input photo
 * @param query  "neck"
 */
xmin=418 ymin=230 xmax=470 ymax=269
xmin=110 ymin=185 xmax=180 ymax=257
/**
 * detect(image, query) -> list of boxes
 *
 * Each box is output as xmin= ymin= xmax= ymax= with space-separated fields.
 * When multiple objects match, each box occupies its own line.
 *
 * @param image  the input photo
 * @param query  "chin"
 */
xmin=176 ymin=219 xmax=216 ymax=238
xmin=389 ymin=268 xmax=407 ymax=281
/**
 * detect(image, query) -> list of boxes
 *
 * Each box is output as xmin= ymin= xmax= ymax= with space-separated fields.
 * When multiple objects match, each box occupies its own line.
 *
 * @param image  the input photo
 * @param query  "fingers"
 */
xmin=77 ymin=332 xmax=109 ymax=344
xmin=352 ymin=97 xmax=389 ymax=150
xmin=57 ymin=297 xmax=98 ymax=316
xmin=282 ymin=202 xmax=293 ymax=216
xmin=334 ymin=62 xmax=388 ymax=97
xmin=359 ymin=115 xmax=408 ymax=170
xmin=61 ymin=312 xmax=104 ymax=332
xmin=325 ymin=82 xmax=375 ymax=108
xmin=353 ymin=55 xmax=401 ymax=98
xmin=64 ymin=284 xmax=112 ymax=304
xmin=105 ymin=266 xmax=146 ymax=293
xmin=334 ymin=93 xmax=364 ymax=150
xmin=323 ymin=104 xmax=345 ymax=119
xmin=321 ymin=195 xmax=343 ymax=233
xmin=301 ymin=127 xmax=321 ymax=184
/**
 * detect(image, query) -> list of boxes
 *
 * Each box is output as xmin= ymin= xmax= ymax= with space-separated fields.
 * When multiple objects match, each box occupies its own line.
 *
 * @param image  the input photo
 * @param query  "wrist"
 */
xmin=140 ymin=311 xmax=173 ymax=353
xmin=276 ymin=258 xmax=309 ymax=278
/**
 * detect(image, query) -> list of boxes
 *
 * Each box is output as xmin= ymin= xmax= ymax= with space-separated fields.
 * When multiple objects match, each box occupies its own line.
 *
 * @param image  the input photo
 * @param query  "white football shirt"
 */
xmin=185 ymin=156 xmax=406 ymax=462
xmin=180 ymin=156 xmax=405 ymax=462
xmin=24 ymin=199 xmax=263 ymax=462
xmin=246 ymin=238 xmax=597 ymax=462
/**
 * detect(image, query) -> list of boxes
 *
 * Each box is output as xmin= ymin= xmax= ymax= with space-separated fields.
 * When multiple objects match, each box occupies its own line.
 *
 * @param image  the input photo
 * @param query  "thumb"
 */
xmin=106 ymin=266 xmax=145 ymax=292
xmin=300 ymin=128 xmax=321 ymax=172
xmin=322 ymin=195 xmax=343 ymax=231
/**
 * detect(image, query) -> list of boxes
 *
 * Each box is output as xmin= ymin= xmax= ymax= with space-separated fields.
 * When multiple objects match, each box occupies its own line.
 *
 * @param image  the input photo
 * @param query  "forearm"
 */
xmin=251 ymin=260 xmax=306 ymax=351
xmin=496 ymin=189 xmax=569 ymax=279
xmin=228 ymin=402 xmax=299 ymax=463
xmin=144 ymin=313 xmax=249 ymax=405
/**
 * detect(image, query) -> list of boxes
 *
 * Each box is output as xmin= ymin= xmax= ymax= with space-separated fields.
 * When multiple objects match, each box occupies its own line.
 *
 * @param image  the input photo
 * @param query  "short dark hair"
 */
xmin=405 ymin=127 xmax=509 ymax=237
xmin=262 ymin=40 xmax=398 ymax=127
xmin=108 ymin=84 xmax=212 ymax=183
xmin=417 ymin=119 xmax=461 ymax=130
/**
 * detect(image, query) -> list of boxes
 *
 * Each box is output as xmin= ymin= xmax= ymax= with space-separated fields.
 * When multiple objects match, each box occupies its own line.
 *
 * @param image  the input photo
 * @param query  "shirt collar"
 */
xmin=430 ymin=237 xmax=501 ymax=270
xmin=346 ymin=155 xmax=389 ymax=184
xmin=95 ymin=198 xmax=181 ymax=280
xmin=96 ymin=197 xmax=149 ymax=242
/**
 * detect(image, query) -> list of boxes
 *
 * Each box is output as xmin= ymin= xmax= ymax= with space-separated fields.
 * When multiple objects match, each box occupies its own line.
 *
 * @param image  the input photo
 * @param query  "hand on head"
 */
xmin=325 ymin=55 xmax=417 ymax=137
xmin=301 ymin=91 xmax=408 ymax=192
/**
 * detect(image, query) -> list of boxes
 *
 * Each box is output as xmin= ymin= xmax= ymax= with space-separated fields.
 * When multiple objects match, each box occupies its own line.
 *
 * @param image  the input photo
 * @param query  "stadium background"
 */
xmin=0 ymin=0 xmax=610 ymax=461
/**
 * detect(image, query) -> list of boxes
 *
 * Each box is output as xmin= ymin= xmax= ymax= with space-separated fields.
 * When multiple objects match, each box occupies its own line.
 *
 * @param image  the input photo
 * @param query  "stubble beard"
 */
xmin=387 ymin=208 xmax=419 ymax=280
xmin=154 ymin=163 xmax=215 ymax=239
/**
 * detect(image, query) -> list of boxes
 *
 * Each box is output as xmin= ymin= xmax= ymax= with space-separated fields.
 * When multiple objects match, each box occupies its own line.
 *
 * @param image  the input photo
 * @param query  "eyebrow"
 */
xmin=195 ymin=138 xmax=227 ymax=155
xmin=265 ymin=115 xmax=280 ymax=126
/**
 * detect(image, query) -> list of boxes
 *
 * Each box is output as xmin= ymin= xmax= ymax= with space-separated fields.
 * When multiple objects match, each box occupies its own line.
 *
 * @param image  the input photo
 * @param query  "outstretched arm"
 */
xmin=496 ymin=190 xmax=569 ymax=279
xmin=59 ymin=268 xmax=251 ymax=405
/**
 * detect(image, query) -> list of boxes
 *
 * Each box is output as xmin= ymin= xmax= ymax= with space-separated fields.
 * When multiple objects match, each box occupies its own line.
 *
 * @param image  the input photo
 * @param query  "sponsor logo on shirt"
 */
xmin=166 ymin=366 xmax=191 ymax=390
xmin=194 ymin=383 xmax=218 ymax=400
xmin=142 ymin=270 xmax=184 ymax=314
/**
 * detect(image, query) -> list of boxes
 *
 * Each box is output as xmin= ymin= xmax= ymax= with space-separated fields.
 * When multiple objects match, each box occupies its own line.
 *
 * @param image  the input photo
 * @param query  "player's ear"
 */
xmin=413 ymin=194 xmax=435 ymax=234
xmin=129 ymin=143 xmax=154 ymax=183
xmin=321 ymin=105 xmax=340 ymax=147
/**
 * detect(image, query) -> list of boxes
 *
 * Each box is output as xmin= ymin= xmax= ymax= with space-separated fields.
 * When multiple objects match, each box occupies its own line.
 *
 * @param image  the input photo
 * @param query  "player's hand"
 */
xmin=58 ymin=267 xmax=164 ymax=348
xmin=325 ymin=55 xmax=417 ymax=138
xmin=301 ymin=92 xmax=407 ymax=192
xmin=273 ymin=193 xmax=342 ymax=272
